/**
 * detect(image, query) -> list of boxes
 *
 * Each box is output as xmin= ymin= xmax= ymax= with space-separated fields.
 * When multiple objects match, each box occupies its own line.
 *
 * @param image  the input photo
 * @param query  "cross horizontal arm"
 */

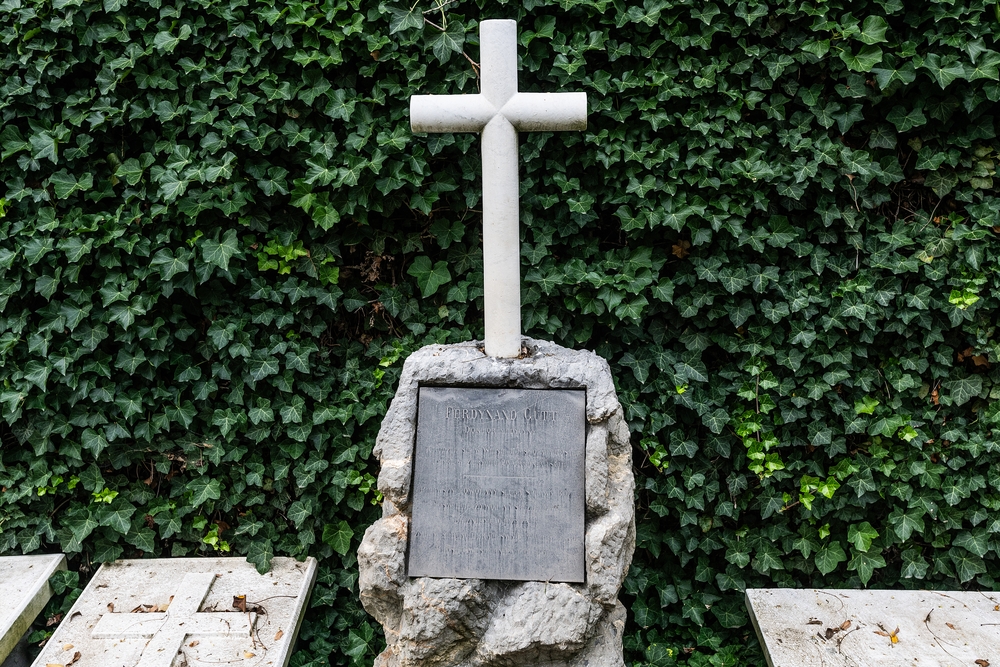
xmin=92 ymin=613 xmax=166 ymax=638
xmin=411 ymin=94 xmax=495 ymax=133
xmin=500 ymin=92 xmax=588 ymax=132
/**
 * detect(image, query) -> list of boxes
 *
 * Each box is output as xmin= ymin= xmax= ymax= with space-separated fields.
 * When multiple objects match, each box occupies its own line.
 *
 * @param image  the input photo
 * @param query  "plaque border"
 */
xmin=405 ymin=384 xmax=588 ymax=582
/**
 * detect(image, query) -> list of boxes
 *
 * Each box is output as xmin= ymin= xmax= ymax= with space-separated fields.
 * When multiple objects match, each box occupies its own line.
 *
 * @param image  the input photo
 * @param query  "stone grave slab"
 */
xmin=746 ymin=588 xmax=1000 ymax=667
xmin=408 ymin=386 xmax=586 ymax=582
xmin=0 ymin=554 xmax=67 ymax=665
xmin=31 ymin=557 xmax=317 ymax=667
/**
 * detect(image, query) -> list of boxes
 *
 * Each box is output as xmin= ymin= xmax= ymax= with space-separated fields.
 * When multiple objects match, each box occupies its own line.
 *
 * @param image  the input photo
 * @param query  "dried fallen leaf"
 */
xmin=62 ymin=644 xmax=74 ymax=651
xmin=46 ymin=614 xmax=63 ymax=627
xmin=189 ymin=641 xmax=199 ymax=647
xmin=45 ymin=663 xmax=63 ymax=667
xmin=244 ymin=651 xmax=256 ymax=658
xmin=840 ymin=620 xmax=851 ymax=630
xmin=67 ymin=651 xmax=81 ymax=666
xmin=107 ymin=602 xmax=114 ymax=612
xmin=233 ymin=595 xmax=247 ymax=613
xmin=946 ymin=622 xmax=956 ymax=630
xmin=274 ymin=629 xmax=284 ymax=641
xmin=975 ymin=660 xmax=989 ymax=667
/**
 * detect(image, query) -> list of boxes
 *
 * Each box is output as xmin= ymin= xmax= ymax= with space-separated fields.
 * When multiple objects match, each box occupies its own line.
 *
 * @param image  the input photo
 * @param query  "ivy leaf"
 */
xmin=48 ymin=170 xmax=93 ymax=199
xmin=212 ymin=408 xmax=240 ymax=437
xmin=116 ymin=158 xmax=145 ymax=185
xmin=942 ymin=375 xmax=982 ymax=406
xmin=840 ymin=45 xmax=883 ymax=72
xmin=886 ymin=104 xmax=927 ymax=132
xmin=29 ymin=132 xmax=57 ymax=163
xmin=150 ymin=248 xmax=190 ymax=280
xmin=23 ymin=360 xmax=50 ymax=391
xmin=388 ymin=5 xmax=423 ymax=33
xmin=751 ymin=543 xmax=784 ymax=573
xmin=98 ymin=503 xmax=135 ymax=534
xmin=248 ymin=354 xmax=280 ymax=381
xmin=280 ymin=395 xmax=306 ymax=424
xmin=249 ymin=398 xmax=274 ymax=425
xmin=949 ymin=548 xmax=986 ymax=583
xmin=702 ymin=409 xmax=729 ymax=434
xmin=128 ymin=527 xmax=156 ymax=553
xmin=872 ymin=60 xmax=917 ymax=89
xmin=901 ymin=548 xmax=929 ymax=579
xmin=201 ymin=229 xmax=241 ymax=272
xmin=407 ymin=256 xmax=451 ymax=297
xmin=847 ymin=549 xmax=886 ymax=585
xmin=426 ymin=20 xmax=465 ymax=64
xmin=847 ymin=521 xmax=878 ymax=552
xmin=323 ymin=520 xmax=354 ymax=555
xmin=921 ymin=53 xmax=966 ymax=88
xmin=81 ymin=428 xmax=109 ymax=457
xmin=187 ymin=477 xmax=222 ymax=507
xmin=108 ymin=300 xmax=146 ymax=331
xmin=889 ymin=508 xmax=924 ymax=541
xmin=344 ymin=624 xmax=375 ymax=661
xmin=153 ymin=24 xmax=191 ymax=53
xmin=246 ymin=538 xmax=274 ymax=574
xmin=710 ymin=598 xmax=748 ymax=628
xmin=965 ymin=50 xmax=1000 ymax=80
xmin=324 ymin=89 xmax=356 ymax=122
xmin=854 ymin=396 xmax=879 ymax=414
xmin=287 ymin=500 xmax=312 ymax=529
xmin=952 ymin=529 xmax=989 ymax=557
xmin=857 ymin=16 xmax=888 ymax=44
xmin=92 ymin=539 xmax=124 ymax=564
xmin=155 ymin=170 xmax=189 ymax=202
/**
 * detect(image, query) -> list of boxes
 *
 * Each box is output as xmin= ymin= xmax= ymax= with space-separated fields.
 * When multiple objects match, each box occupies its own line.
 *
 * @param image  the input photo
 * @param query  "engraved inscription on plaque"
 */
xmin=408 ymin=387 xmax=586 ymax=582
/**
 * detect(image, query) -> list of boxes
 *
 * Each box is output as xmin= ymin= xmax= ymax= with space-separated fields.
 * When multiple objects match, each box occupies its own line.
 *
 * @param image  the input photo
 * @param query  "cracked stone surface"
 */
xmin=359 ymin=338 xmax=635 ymax=667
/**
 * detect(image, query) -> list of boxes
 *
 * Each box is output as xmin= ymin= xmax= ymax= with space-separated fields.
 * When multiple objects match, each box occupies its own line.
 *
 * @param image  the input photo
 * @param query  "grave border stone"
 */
xmin=745 ymin=587 xmax=1000 ymax=667
xmin=29 ymin=556 xmax=317 ymax=667
xmin=359 ymin=337 xmax=635 ymax=666
xmin=0 ymin=554 xmax=67 ymax=666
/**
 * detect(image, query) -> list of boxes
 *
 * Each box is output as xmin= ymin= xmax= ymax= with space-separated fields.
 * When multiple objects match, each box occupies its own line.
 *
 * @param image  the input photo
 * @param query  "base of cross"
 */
xmin=359 ymin=337 xmax=635 ymax=666
xmin=30 ymin=557 xmax=317 ymax=667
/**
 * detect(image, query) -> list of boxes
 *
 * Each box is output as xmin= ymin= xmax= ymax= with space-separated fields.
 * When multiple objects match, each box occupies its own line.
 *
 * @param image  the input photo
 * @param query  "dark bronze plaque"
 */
xmin=408 ymin=387 xmax=586 ymax=582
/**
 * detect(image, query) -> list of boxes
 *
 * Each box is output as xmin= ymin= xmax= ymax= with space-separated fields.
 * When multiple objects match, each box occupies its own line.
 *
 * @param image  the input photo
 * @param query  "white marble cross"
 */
xmin=91 ymin=572 xmax=256 ymax=667
xmin=411 ymin=19 xmax=588 ymax=358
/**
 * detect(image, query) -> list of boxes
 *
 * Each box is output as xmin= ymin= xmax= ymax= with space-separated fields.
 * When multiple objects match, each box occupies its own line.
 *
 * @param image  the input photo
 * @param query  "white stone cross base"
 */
xmin=410 ymin=19 xmax=588 ymax=358
xmin=91 ymin=573 xmax=257 ymax=667
xmin=746 ymin=588 xmax=1000 ymax=667
xmin=31 ymin=557 xmax=317 ymax=667
xmin=0 ymin=554 xmax=67 ymax=665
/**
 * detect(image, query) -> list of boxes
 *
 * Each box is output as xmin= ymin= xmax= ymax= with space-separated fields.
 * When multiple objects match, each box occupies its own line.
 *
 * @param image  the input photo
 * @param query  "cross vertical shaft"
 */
xmin=480 ymin=21 xmax=520 ymax=358
xmin=410 ymin=19 xmax=587 ymax=358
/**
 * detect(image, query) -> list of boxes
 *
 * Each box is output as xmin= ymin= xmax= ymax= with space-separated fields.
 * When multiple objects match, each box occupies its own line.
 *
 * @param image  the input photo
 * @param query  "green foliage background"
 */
xmin=2 ymin=0 xmax=1000 ymax=664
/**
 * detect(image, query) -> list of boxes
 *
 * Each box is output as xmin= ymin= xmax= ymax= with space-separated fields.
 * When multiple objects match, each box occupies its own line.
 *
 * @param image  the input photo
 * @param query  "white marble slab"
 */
xmin=746 ymin=588 xmax=1000 ymax=667
xmin=31 ymin=557 xmax=317 ymax=667
xmin=0 ymin=554 xmax=67 ymax=665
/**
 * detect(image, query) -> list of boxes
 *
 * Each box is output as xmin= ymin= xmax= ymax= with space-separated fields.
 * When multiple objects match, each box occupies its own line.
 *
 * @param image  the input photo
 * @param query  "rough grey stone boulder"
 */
xmin=358 ymin=338 xmax=635 ymax=667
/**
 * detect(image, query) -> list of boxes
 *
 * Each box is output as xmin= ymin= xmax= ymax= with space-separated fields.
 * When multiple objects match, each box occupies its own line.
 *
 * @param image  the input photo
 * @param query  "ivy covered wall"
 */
xmin=1 ymin=0 xmax=999 ymax=664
